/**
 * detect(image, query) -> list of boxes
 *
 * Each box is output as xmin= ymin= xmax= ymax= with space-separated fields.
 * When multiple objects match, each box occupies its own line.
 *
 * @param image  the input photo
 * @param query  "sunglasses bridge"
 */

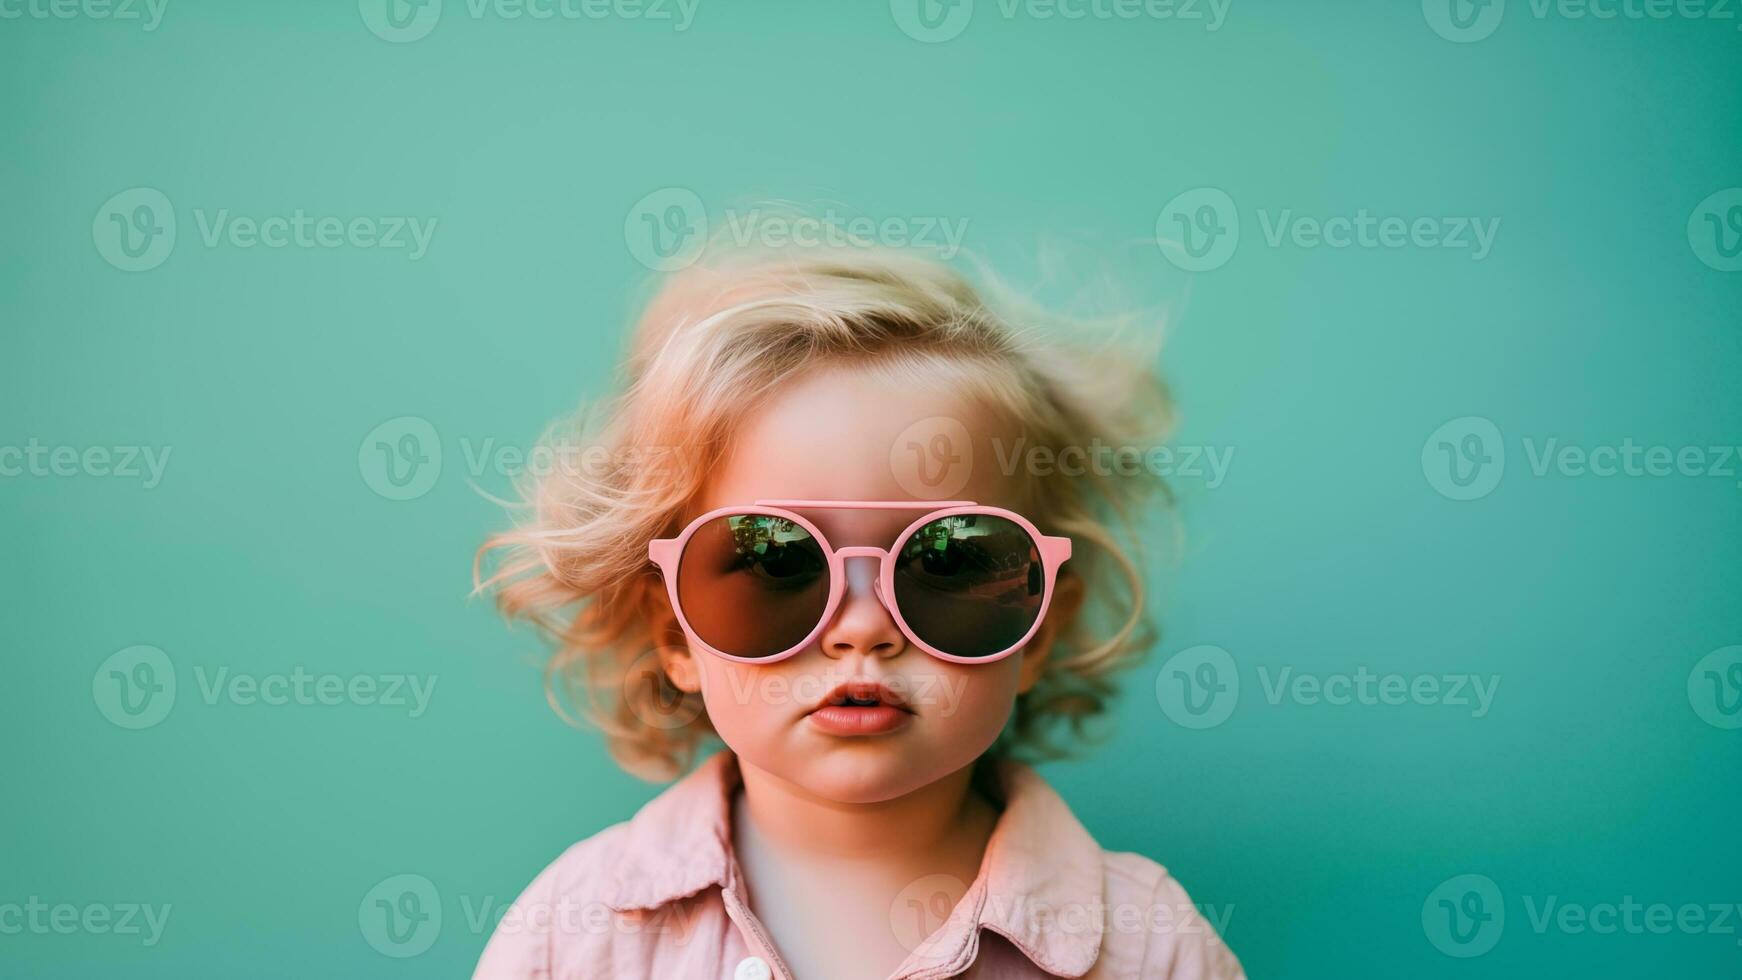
xmin=833 ymin=546 xmax=892 ymax=560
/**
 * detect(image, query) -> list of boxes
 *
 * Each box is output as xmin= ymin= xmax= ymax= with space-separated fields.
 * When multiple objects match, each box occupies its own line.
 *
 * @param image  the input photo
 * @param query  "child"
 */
xmin=473 ymin=239 xmax=1243 ymax=979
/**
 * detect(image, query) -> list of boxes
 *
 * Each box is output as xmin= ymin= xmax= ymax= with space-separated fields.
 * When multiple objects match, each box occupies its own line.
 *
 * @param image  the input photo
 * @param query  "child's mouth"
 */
xmin=806 ymin=681 xmax=913 ymax=736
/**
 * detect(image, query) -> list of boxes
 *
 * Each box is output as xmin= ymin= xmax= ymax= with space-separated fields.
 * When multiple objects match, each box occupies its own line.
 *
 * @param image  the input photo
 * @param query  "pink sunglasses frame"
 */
xmin=647 ymin=500 xmax=1073 ymax=665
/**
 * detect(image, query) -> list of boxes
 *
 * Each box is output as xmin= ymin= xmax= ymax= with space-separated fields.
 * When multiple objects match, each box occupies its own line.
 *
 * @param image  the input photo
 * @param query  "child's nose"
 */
xmin=819 ymin=554 xmax=905 ymax=660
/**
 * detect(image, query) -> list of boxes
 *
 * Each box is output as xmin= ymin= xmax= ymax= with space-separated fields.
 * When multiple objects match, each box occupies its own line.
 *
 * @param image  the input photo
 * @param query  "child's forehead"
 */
xmin=676 ymin=358 xmax=1042 ymax=541
xmin=696 ymin=486 xmax=1022 ymax=544
xmin=698 ymin=372 xmax=1024 ymax=529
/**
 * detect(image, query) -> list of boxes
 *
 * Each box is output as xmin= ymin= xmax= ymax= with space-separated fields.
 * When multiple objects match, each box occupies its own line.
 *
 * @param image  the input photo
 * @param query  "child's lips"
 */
xmin=805 ymin=680 xmax=914 ymax=735
xmin=807 ymin=704 xmax=912 ymax=735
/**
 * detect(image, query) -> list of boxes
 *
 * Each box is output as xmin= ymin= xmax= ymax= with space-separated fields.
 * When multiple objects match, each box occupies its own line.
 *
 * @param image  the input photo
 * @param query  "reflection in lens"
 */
xmin=676 ymin=514 xmax=829 ymax=659
xmin=893 ymin=514 xmax=1043 ymax=658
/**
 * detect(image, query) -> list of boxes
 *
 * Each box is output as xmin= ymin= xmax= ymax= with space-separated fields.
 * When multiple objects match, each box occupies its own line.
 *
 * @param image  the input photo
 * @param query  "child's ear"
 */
xmin=1016 ymin=570 xmax=1086 ymax=693
xmin=649 ymin=590 xmax=702 ymax=693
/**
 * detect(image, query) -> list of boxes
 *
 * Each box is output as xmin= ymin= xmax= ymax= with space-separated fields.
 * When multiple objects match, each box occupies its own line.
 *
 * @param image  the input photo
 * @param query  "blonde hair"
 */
xmin=476 ymin=238 xmax=1175 ymax=781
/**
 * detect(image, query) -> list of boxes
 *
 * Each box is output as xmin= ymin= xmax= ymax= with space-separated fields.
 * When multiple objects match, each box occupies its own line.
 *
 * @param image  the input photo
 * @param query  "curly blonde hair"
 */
xmin=476 ymin=240 xmax=1175 ymax=781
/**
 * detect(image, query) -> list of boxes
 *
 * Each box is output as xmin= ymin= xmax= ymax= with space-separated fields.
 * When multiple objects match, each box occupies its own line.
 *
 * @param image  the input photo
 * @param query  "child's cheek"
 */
xmin=926 ymin=661 xmax=1025 ymax=746
xmin=691 ymin=657 xmax=783 ymax=749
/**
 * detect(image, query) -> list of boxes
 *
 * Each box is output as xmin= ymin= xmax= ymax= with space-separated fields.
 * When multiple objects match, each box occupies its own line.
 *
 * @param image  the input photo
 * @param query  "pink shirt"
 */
xmin=474 ymin=751 xmax=1244 ymax=979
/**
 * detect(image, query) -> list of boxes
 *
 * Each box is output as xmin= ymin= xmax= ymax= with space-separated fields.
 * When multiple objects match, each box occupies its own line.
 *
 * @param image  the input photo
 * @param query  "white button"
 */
xmin=733 ymin=956 xmax=773 ymax=980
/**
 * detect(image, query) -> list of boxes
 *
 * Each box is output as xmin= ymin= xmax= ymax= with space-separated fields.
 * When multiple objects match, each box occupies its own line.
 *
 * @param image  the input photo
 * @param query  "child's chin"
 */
xmin=800 ymin=760 xmax=943 ymax=804
xmin=776 ymin=743 xmax=979 ymax=804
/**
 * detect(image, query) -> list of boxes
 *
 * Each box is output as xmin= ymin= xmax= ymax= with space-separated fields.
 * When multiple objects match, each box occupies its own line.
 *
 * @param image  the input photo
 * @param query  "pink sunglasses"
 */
xmin=648 ymin=500 xmax=1072 ymax=664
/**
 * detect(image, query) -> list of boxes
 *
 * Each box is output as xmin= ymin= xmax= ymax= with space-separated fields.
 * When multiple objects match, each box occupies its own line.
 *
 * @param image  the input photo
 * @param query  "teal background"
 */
xmin=4 ymin=0 xmax=1740 ymax=976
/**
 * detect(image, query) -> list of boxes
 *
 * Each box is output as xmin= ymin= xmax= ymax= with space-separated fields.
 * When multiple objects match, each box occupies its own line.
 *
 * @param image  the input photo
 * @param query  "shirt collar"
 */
xmin=583 ymin=750 xmax=1104 ymax=978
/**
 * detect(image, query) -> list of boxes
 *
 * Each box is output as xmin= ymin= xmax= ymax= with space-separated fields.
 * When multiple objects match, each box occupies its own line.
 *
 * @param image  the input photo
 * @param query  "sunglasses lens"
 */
xmin=676 ymin=514 xmax=829 ymax=659
xmin=893 ymin=513 xmax=1045 ymax=659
